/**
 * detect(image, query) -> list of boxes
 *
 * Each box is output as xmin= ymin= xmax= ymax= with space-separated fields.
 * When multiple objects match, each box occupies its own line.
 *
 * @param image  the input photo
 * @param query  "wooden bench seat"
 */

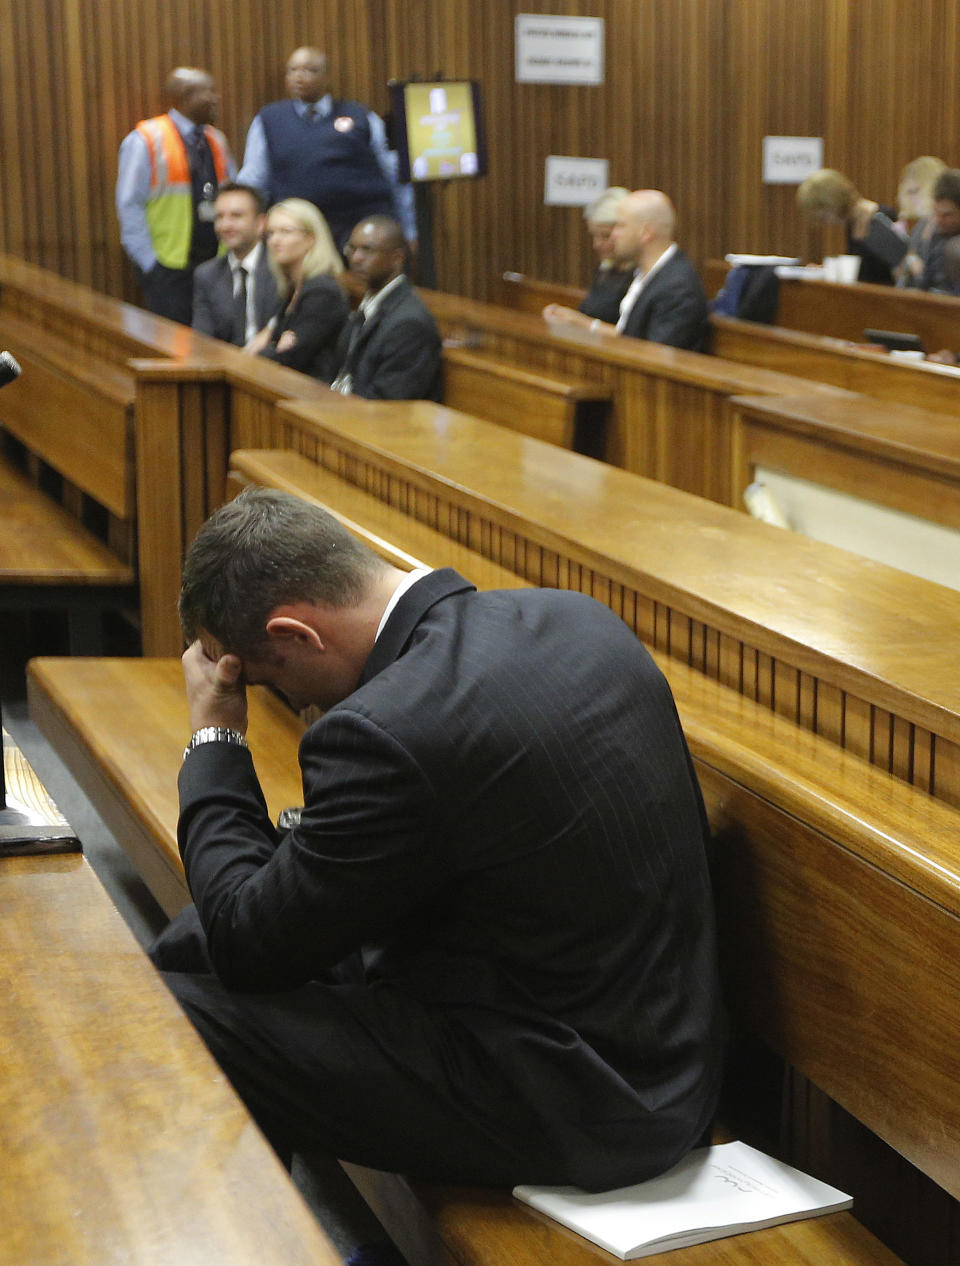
xmin=443 ymin=345 xmax=610 ymax=454
xmin=0 ymin=458 xmax=134 ymax=655
xmin=0 ymin=851 xmax=342 ymax=1265
xmin=0 ymin=458 xmax=133 ymax=587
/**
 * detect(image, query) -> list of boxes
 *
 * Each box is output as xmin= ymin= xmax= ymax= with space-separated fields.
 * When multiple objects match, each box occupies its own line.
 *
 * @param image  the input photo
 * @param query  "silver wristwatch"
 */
xmin=182 ymin=726 xmax=249 ymax=762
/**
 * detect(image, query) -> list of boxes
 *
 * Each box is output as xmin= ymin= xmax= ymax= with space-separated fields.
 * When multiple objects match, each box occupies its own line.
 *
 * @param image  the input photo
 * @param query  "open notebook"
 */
xmin=513 ymin=1140 xmax=852 ymax=1259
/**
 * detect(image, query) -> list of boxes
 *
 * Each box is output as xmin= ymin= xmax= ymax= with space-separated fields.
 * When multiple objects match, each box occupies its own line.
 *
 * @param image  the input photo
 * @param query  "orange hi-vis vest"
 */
xmin=135 ymin=113 xmax=229 ymax=269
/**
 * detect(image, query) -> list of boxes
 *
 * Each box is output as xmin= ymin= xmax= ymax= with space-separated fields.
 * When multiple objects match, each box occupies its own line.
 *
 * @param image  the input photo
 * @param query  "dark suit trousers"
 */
xmin=138 ymin=263 xmax=194 ymax=325
xmin=152 ymin=906 xmax=563 ymax=1184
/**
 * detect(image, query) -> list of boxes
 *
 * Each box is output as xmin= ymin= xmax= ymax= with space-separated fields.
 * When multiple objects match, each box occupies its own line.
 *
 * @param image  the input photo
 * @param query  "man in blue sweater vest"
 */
xmin=238 ymin=47 xmax=414 ymax=250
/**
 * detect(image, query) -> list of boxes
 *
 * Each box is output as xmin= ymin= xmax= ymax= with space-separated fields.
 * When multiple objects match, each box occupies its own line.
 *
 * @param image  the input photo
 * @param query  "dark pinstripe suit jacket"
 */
xmin=178 ymin=569 xmax=724 ymax=1188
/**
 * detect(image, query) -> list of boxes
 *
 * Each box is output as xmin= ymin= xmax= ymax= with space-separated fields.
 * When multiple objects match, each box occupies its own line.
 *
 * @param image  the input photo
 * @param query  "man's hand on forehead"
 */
xmin=183 ymin=639 xmax=249 ymax=735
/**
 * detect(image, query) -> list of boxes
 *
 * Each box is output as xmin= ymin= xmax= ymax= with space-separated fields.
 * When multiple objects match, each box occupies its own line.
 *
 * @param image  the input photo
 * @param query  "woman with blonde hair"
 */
xmin=246 ymin=197 xmax=348 ymax=378
xmin=895 ymin=156 xmax=947 ymax=286
xmin=796 ymin=168 xmax=906 ymax=285
xmin=577 ymin=186 xmax=635 ymax=323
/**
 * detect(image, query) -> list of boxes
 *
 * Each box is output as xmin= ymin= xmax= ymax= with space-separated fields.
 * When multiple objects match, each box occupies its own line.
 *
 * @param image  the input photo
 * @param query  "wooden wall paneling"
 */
xmin=723 ymin=0 xmax=829 ymax=261
xmin=8 ymin=1 xmax=960 ymax=300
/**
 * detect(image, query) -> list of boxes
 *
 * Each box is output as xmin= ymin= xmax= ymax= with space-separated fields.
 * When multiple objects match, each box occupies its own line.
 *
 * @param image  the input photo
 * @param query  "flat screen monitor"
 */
xmin=388 ymin=80 xmax=487 ymax=184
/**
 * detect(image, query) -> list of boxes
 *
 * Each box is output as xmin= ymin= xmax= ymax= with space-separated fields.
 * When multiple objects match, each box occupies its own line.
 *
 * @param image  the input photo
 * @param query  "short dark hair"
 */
xmin=352 ymin=215 xmax=405 ymax=252
xmin=179 ymin=488 xmax=386 ymax=654
xmin=215 ymin=181 xmax=266 ymax=215
xmin=933 ymin=169 xmax=960 ymax=209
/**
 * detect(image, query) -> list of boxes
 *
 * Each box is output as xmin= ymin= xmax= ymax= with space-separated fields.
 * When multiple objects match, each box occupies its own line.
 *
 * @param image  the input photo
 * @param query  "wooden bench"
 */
xmin=497 ymin=271 xmax=588 ymax=316
xmin=0 ymin=318 xmax=138 ymax=652
xmin=27 ymin=657 xmax=305 ymax=917
xmin=711 ymin=313 xmax=960 ymax=412
xmin=443 ymin=345 xmax=610 ymax=455
xmin=418 ymin=288 xmax=853 ymax=491
xmin=0 ymin=851 xmax=342 ymax=1265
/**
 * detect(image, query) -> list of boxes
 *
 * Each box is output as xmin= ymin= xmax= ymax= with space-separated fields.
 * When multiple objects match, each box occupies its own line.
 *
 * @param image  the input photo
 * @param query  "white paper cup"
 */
xmin=835 ymin=254 xmax=861 ymax=283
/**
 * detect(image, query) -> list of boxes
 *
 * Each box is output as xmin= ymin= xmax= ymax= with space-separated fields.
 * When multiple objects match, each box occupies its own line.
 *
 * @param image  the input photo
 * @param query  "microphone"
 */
xmin=0 ymin=351 xmax=22 ymax=387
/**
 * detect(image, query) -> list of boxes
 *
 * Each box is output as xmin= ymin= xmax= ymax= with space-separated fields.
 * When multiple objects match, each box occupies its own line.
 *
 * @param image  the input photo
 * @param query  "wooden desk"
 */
xmin=728 ymin=390 xmax=960 ymax=528
xmin=0 ymin=853 xmax=341 ymax=1265
xmin=706 ymin=261 xmax=960 ymax=350
xmin=711 ymin=314 xmax=960 ymax=411
xmin=419 ymin=288 xmax=850 ymax=482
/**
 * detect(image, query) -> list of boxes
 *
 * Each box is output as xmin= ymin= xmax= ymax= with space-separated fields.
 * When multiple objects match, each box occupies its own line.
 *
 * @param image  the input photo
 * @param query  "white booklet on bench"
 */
xmin=512 ymin=1140 xmax=852 ymax=1259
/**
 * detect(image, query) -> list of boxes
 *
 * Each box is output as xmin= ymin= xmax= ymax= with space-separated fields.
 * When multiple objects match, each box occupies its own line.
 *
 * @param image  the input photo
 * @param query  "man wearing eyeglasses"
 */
xmin=330 ymin=216 xmax=441 ymax=401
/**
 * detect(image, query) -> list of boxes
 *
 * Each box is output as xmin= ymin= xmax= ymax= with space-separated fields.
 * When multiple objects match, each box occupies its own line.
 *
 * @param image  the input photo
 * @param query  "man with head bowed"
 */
xmin=150 ymin=486 xmax=724 ymax=1195
xmin=544 ymin=189 xmax=708 ymax=352
xmin=116 ymin=67 xmax=236 ymax=324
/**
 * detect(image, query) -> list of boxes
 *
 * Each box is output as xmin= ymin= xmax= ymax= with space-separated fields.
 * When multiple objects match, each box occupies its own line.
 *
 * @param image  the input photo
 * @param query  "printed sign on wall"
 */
xmin=516 ymin=15 xmax=605 ymax=85
xmin=544 ymin=156 xmax=609 ymax=206
xmin=762 ymin=136 xmax=824 ymax=184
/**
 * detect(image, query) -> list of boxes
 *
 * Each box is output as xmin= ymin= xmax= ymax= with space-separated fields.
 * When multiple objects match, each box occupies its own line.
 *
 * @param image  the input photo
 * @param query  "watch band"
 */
xmin=182 ymin=726 xmax=249 ymax=762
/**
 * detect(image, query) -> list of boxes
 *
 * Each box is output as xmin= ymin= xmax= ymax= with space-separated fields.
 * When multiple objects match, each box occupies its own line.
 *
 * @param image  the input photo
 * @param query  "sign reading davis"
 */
xmin=544 ymin=156 xmax=609 ymax=206
xmin=762 ymin=136 xmax=824 ymax=184
xmin=516 ymin=15 xmax=605 ymax=85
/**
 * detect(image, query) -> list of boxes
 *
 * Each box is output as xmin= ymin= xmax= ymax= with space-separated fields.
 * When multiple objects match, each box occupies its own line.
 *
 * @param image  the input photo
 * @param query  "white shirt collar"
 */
xmin=376 ymin=567 xmax=432 ymax=641
xmin=230 ymin=239 xmax=263 ymax=273
xmin=360 ymin=272 xmax=405 ymax=321
xmin=616 ymin=243 xmax=679 ymax=332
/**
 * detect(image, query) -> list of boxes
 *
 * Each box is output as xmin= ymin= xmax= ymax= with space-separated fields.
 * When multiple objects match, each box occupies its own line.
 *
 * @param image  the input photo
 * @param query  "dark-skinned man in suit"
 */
xmin=330 ymin=215 xmax=442 ymax=400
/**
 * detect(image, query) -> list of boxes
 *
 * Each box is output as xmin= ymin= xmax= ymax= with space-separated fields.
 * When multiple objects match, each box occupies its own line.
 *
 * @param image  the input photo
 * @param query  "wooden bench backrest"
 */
xmin=497 ymin=271 xmax=587 ymax=315
xmin=442 ymin=346 xmax=610 ymax=449
xmin=711 ymin=314 xmax=960 ymax=411
xmin=0 ymin=321 xmax=135 ymax=519
xmin=419 ymin=288 xmax=852 ymax=483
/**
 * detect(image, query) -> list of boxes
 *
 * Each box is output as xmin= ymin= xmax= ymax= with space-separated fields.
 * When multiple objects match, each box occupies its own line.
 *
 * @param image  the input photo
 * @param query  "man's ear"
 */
xmin=264 ymin=614 xmax=324 ymax=651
